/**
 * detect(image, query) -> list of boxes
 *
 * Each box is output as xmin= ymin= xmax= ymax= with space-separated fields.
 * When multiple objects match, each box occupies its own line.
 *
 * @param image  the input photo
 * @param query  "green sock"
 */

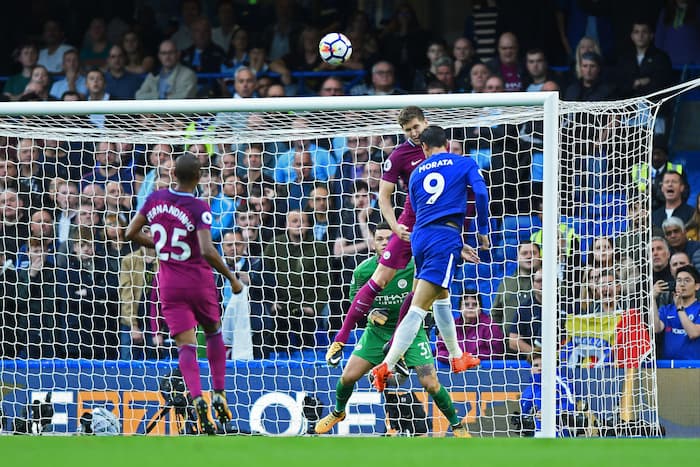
xmin=432 ymin=385 xmax=460 ymax=426
xmin=335 ymin=379 xmax=355 ymax=413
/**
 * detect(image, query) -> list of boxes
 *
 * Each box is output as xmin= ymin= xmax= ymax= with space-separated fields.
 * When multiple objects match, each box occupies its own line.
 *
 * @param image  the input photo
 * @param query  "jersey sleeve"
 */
xmin=465 ymin=158 xmax=490 ymax=235
xmin=195 ymin=201 xmax=213 ymax=231
xmin=657 ymin=304 xmax=671 ymax=327
xmin=349 ymin=259 xmax=372 ymax=301
xmin=381 ymin=152 xmax=401 ymax=184
xmin=138 ymin=193 xmax=153 ymax=218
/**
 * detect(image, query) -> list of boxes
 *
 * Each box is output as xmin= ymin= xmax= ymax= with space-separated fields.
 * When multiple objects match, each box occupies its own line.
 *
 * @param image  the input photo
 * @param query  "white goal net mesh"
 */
xmin=0 ymin=96 xmax=660 ymax=437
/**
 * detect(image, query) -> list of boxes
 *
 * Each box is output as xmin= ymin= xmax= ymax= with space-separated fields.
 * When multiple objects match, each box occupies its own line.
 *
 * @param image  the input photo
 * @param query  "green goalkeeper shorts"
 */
xmin=352 ymin=325 xmax=434 ymax=368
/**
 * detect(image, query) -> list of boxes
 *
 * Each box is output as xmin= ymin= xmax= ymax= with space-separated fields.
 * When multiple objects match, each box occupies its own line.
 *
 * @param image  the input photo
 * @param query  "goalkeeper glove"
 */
xmin=368 ymin=308 xmax=389 ymax=326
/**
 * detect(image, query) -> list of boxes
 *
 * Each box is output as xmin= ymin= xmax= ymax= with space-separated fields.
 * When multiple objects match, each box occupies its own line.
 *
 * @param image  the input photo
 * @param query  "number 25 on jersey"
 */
xmin=152 ymin=223 xmax=192 ymax=261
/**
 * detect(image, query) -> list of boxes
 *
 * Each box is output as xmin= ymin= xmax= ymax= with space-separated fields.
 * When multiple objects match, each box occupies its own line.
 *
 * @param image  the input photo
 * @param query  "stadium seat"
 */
xmin=573 ymin=217 xmax=628 ymax=238
xmin=475 ymin=278 xmax=501 ymax=312
xmin=503 ymin=244 xmax=519 ymax=262
xmin=531 ymin=151 xmax=543 ymax=183
xmin=573 ymin=217 xmax=628 ymax=254
xmin=315 ymin=331 xmax=330 ymax=348
xmin=504 ymin=260 xmax=518 ymax=277
xmin=502 ymin=214 xmax=541 ymax=244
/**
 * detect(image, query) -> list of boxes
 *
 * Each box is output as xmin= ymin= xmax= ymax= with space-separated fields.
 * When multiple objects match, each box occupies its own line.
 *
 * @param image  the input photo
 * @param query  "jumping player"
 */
xmin=371 ymin=125 xmax=490 ymax=391
xmin=126 ymin=153 xmax=243 ymax=435
xmin=326 ymin=106 xmax=431 ymax=366
xmin=314 ymin=223 xmax=470 ymax=437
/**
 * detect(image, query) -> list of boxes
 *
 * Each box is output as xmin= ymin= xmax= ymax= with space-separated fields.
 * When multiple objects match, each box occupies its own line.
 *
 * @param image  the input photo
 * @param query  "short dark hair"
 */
xmin=419 ymin=125 xmax=447 ymax=149
xmin=352 ymin=179 xmax=369 ymax=193
xmin=60 ymin=90 xmax=82 ymax=100
xmin=174 ymin=153 xmax=201 ymax=184
xmin=518 ymin=239 xmax=541 ymax=254
xmin=86 ymin=67 xmax=105 ymax=78
xmin=426 ymin=80 xmax=449 ymax=92
xmin=526 ymin=47 xmax=546 ymax=57
xmin=632 ymin=19 xmax=655 ymax=33
xmin=462 ymin=288 xmax=483 ymax=309
xmin=371 ymin=222 xmax=392 ymax=235
xmin=397 ymin=106 xmax=425 ymax=127
xmin=676 ymin=265 xmax=700 ymax=284
xmin=580 ymin=51 xmax=602 ymax=66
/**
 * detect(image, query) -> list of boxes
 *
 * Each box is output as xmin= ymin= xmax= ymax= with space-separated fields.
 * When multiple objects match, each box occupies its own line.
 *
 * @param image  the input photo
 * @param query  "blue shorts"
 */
xmin=411 ymin=225 xmax=462 ymax=288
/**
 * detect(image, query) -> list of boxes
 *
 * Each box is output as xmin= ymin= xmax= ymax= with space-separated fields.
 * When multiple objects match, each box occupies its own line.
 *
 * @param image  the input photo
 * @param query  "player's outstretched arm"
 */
xmin=197 ymin=229 xmax=243 ymax=294
xmin=468 ymin=164 xmax=491 ymax=250
xmin=125 ymin=213 xmax=156 ymax=248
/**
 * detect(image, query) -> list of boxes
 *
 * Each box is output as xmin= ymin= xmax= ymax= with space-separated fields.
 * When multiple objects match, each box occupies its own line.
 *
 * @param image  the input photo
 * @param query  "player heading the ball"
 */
xmin=326 ymin=106 xmax=430 ymax=366
xmin=126 ymin=153 xmax=244 ymax=435
xmin=371 ymin=125 xmax=490 ymax=391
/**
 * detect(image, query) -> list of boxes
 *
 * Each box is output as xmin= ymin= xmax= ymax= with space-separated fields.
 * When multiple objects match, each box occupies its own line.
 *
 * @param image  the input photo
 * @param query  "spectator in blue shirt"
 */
xmin=49 ymin=49 xmax=87 ymax=99
xmin=104 ymin=45 xmax=143 ymax=100
xmin=653 ymin=265 xmax=700 ymax=360
xmin=516 ymin=350 xmax=578 ymax=437
xmin=199 ymin=168 xmax=236 ymax=242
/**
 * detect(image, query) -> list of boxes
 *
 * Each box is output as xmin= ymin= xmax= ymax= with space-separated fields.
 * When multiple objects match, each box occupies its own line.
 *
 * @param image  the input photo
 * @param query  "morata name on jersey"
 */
xmin=146 ymin=203 xmax=196 ymax=231
xmin=418 ymin=158 xmax=454 ymax=173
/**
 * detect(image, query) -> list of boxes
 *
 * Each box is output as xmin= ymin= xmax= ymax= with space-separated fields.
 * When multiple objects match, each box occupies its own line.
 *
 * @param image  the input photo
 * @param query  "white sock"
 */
xmin=384 ymin=306 xmax=426 ymax=370
xmin=433 ymin=297 xmax=463 ymax=358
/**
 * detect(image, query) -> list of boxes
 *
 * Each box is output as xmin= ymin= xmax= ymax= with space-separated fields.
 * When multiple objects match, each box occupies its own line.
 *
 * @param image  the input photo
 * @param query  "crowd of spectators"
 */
xmin=1 ymin=0 xmax=700 ymax=363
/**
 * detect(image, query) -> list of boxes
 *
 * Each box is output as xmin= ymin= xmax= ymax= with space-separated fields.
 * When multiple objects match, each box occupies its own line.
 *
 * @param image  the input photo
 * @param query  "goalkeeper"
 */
xmin=315 ymin=223 xmax=469 ymax=437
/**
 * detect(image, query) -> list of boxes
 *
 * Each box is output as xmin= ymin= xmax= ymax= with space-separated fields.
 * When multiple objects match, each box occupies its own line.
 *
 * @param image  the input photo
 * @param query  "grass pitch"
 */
xmin=2 ymin=436 xmax=697 ymax=467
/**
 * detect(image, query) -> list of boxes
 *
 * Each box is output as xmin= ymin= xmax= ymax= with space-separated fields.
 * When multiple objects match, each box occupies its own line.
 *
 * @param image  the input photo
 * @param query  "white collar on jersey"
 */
xmin=168 ymin=187 xmax=195 ymax=197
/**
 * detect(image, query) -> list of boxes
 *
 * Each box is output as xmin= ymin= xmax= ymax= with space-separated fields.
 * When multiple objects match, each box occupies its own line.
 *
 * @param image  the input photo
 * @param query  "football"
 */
xmin=318 ymin=33 xmax=352 ymax=65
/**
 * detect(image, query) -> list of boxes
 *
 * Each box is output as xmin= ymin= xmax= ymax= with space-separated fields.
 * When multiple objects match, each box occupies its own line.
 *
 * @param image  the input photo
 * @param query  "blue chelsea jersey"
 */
xmin=408 ymin=152 xmax=490 ymax=234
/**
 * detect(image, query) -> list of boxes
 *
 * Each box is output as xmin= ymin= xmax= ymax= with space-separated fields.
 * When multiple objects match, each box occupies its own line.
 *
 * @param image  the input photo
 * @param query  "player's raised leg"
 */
xmin=371 ymin=278 xmax=442 ymax=391
xmin=327 ymin=233 xmax=414 ymax=365
xmin=327 ymin=106 xmax=430 ymax=366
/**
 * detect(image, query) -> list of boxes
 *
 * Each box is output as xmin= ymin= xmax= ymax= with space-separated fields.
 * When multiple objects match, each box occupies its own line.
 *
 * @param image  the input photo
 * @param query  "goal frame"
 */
xmin=0 ymin=92 xmax=561 ymax=437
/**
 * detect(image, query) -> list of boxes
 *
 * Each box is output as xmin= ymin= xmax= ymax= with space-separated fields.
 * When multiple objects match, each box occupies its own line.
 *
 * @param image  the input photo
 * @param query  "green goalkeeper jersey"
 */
xmin=349 ymin=256 xmax=414 ymax=331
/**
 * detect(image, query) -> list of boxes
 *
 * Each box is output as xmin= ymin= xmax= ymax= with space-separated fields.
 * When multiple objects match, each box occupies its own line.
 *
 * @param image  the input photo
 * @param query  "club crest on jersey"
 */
xmin=383 ymin=159 xmax=392 ymax=172
xmin=383 ymin=251 xmax=391 ymax=260
xmin=397 ymin=279 xmax=408 ymax=289
xmin=418 ymin=158 xmax=453 ymax=173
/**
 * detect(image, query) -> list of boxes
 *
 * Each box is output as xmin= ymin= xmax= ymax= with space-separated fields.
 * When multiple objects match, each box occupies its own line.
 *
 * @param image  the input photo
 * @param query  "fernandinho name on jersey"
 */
xmin=145 ymin=203 xmax=196 ymax=232
xmin=417 ymin=158 xmax=454 ymax=173
xmin=350 ymin=256 xmax=414 ymax=330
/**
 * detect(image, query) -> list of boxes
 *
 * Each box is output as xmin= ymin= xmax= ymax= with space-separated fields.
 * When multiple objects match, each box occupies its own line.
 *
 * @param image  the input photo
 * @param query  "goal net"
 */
xmin=0 ymin=93 xmax=661 ymax=437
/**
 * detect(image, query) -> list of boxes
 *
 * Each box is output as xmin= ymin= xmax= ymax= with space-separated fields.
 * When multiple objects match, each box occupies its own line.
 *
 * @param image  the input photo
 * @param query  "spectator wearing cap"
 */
xmin=562 ymin=51 xmax=616 ymax=101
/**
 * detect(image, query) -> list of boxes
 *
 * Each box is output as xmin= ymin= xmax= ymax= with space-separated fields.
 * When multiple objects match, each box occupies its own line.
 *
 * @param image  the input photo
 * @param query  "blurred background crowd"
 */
xmin=1 ymin=0 xmax=700 ymax=364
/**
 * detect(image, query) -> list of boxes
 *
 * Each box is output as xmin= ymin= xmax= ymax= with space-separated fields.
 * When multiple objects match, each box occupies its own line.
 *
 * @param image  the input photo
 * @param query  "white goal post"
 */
xmin=0 ymin=90 xmax=664 ymax=438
